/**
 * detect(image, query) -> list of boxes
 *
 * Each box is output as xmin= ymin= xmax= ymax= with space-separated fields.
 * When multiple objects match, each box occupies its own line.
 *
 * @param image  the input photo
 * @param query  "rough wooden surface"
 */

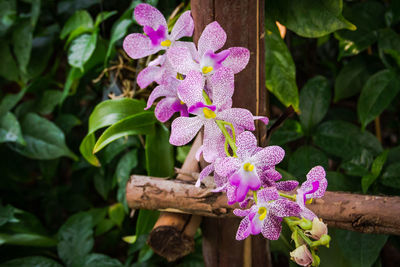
xmin=126 ymin=176 xmax=400 ymax=236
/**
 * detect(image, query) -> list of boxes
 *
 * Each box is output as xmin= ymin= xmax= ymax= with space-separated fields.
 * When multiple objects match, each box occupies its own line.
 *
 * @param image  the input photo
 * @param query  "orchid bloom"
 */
xmin=305 ymin=217 xmax=328 ymax=240
xmin=234 ymin=187 xmax=301 ymax=240
xmin=296 ymin=166 xmax=328 ymax=220
xmin=290 ymin=245 xmax=314 ymax=267
xmin=123 ymin=4 xmax=194 ymax=88
xmin=169 ymin=68 xmax=255 ymax=163
xmin=167 ymin=21 xmax=250 ymax=78
xmin=214 ymin=131 xmax=285 ymax=204
xmin=145 ymin=76 xmax=188 ymax=122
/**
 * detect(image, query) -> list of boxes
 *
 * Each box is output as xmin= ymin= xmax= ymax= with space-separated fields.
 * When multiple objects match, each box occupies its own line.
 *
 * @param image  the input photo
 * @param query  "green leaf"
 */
xmin=0 ymin=112 xmax=25 ymax=145
xmin=79 ymin=98 xmax=146 ymax=166
xmin=83 ymin=253 xmax=123 ymax=267
xmin=115 ymin=149 xmax=138 ymax=210
xmin=0 ymin=204 xmax=16 ymax=226
xmin=57 ymin=213 xmax=94 ymax=266
xmin=0 ymin=0 xmax=17 ymax=37
xmin=68 ymin=32 xmax=98 ymax=71
xmin=145 ymin=123 xmax=174 ymax=177
xmin=334 ymin=0 xmax=385 ymax=59
xmin=108 ymin=203 xmax=125 ymax=228
xmin=0 ymin=40 xmax=19 ymax=81
xmin=265 ymin=28 xmax=299 ymax=111
xmin=26 ymin=35 xmax=54 ymax=79
xmin=94 ymin=11 xmax=117 ymax=28
xmin=55 ymin=114 xmax=81 ymax=134
xmin=93 ymin=111 xmax=155 ymax=154
xmin=12 ymin=19 xmax=33 ymax=73
xmin=340 ymin=149 xmax=373 ymax=177
xmin=381 ymin=163 xmax=400 ymax=189
xmin=95 ymin=219 xmax=115 ymax=236
xmin=136 ymin=210 xmax=159 ymax=236
xmin=122 ymin=235 xmax=137 ymax=244
xmin=269 ymin=119 xmax=303 ymax=146
xmin=106 ymin=19 xmax=133 ymax=62
xmin=299 ymin=76 xmax=331 ymax=134
xmin=357 ymin=70 xmax=400 ymax=129
xmin=93 ymin=171 xmax=112 ymax=200
xmin=0 ymin=233 xmax=57 ymax=247
xmin=103 ymin=136 xmax=139 ymax=164
xmin=378 ymin=29 xmax=400 ymax=68
xmin=326 ymin=171 xmax=361 ymax=192
xmin=60 ymin=10 xmax=93 ymax=40
xmin=30 ymin=0 xmax=41 ymax=27
xmin=176 ymin=145 xmax=191 ymax=164
xmin=35 ymin=90 xmax=63 ymax=115
xmin=313 ymin=120 xmax=382 ymax=160
xmin=268 ymin=0 xmax=356 ymax=38
xmin=0 ymin=256 xmax=63 ymax=267
xmin=362 ymin=150 xmax=389 ymax=193
xmin=288 ymin=145 xmax=329 ymax=181
xmin=12 ymin=113 xmax=77 ymax=160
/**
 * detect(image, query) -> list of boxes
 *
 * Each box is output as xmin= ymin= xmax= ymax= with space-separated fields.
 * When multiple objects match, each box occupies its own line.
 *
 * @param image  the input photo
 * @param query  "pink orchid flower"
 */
xmin=234 ymin=187 xmax=301 ymax=240
xmin=145 ymin=76 xmax=188 ymax=122
xmin=167 ymin=21 xmax=250 ymax=78
xmin=296 ymin=166 xmax=328 ymax=220
xmin=169 ymin=68 xmax=255 ymax=163
xmin=123 ymin=4 xmax=194 ymax=88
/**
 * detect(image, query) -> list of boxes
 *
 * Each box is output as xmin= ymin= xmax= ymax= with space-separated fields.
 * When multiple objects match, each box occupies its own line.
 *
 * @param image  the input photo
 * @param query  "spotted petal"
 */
xmin=134 ymin=3 xmax=167 ymax=30
xmin=302 ymin=166 xmax=327 ymax=199
xmin=177 ymin=70 xmax=205 ymax=108
xmin=170 ymin=116 xmax=203 ymax=146
xmin=257 ymin=187 xmax=279 ymax=203
xmin=203 ymin=120 xmax=226 ymax=163
xmin=276 ymin=180 xmax=299 ymax=192
xmin=155 ymin=98 xmax=179 ymax=122
xmin=196 ymin=164 xmax=214 ymax=187
xmin=146 ymin=84 xmax=176 ymax=109
xmin=170 ymin=11 xmax=194 ymax=40
xmin=236 ymin=216 xmax=251 ymax=240
xmin=123 ymin=33 xmax=160 ymax=59
xmin=270 ymin=199 xmax=301 ymax=218
xmin=216 ymin=108 xmax=255 ymax=131
xmin=208 ymin=67 xmax=234 ymax=109
xmin=261 ymin=214 xmax=283 ymax=240
xmin=235 ymin=131 xmax=258 ymax=159
xmin=222 ymin=47 xmax=250 ymax=74
xmin=167 ymin=46 xmax=199 ymax=75
xmin=138 ymin=66 xmax=164 ymax=89
xmin=198 ymin=21 xmax=227 ymax=57
xmin=215 ymin=157 xmax=241 ymax=177
xmin=252 ymin=146 xmax=285 ymax=168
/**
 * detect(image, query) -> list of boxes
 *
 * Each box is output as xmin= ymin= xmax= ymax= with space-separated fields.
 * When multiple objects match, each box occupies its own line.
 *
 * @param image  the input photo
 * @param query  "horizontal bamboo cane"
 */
xmin=126 ymin=175 xmax=400 ymax=236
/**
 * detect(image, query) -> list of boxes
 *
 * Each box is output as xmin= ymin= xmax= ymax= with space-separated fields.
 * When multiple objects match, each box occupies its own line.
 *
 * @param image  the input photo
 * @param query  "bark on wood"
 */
xmin=126 ymin=176 xmax=400 ymax=236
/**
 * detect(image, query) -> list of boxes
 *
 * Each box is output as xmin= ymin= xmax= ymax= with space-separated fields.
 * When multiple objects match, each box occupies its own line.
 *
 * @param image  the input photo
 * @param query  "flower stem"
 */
xmin=283 ymin=217 xmax=313 ymax=247
xmin=279 ymin=192 xmax=296 ymax=201
xmin=216 ymin=120 xmax=238 ymax=157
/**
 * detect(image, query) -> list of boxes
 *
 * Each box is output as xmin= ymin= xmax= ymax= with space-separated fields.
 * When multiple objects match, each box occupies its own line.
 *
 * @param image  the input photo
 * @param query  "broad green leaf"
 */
xmin=334 ymin=0 xmax=385 ymax=59
xmin=313 ymin=120 xmax=382 ymax=160
xmin=357 ymin=70 xmax=400 ymax=129
xmin=299 ymin=76 xmax=331 ymax=134
xmin=30 ymin=0 xmax=41 ymax=27
xmin=136 ymin=210 xmax=159 ymax=236
xmin=55 ymin=114 xmax=81 ymax=134
xmin=0 ymin=256 xmax=63 ymax=267
xmin=381 ymin=163 xmax=400 ymax=189
xmin=115 ymin=149 xmax=138 ymax=210
xmin=269 ymin=119 xmax=303 ymax=146
xmin=108 ymin=203 xmax=125 ymax=228
xmin=83 ymin=253 xmax=123 ymax=267
xmin=387 ymin=145 xmax=400 ymax=165
xmin=35 ymin=90 xmax=63 ymax=115
xmin=12 ymin=19 xmax=33 ymax=73
xmin=95 ymin=219 xmax=115 ymax=236
xmin=0 ymin=233 xmax=57 ymax=247
xmin=340 ymin=149 xmax=373 ymax=177
xmin=326 ymin=171 xmax=361 ymax=192
xmin=334 ymin=57 xmax=370 ymax=102
xmin=0 ymin=112 xmax=25 ymax=145
xmin=93 ymin=111 xmax=155 ymax=153
xmin=362 ymin=150 xmax=389 ymax=193
xmin=26 ymin=35 xmax=54 ymax=79
xmin=268 ymin=0 xmax=356 ymax=38
xmin=145 ymin=123 xmax=174 ymax=177
xmin=79 ymin=98 xmax=146 ymax=166
xmin=60 ymin=67 xmax=82 ymax=104
xmin=176 ymin=145 xmax=191 ymax=164
xmin=12 ymin=113 xmax=77 ymax=160
xmin=265 ymin=28 xmax=299 ymax=111
xmin=0 ymin=203 xmax=16 ymax=226
xmin=68 ymin=32 xmax=98 ymax=71
xmin=288 ymin=145 xmax=329 ymax=181
xmin=93 ymin=171 xmax=112 ymax=200
xmin=57 ymin=213 xmax=94 ymax=266
xmin=103 ymin=136 xmax=139 ymax=164
xmin=94 ymin=11 xmax=117 ymax=28
xmin=0 ymin=0 xmax=17 ymax=37
xmin=60 ymin=10 xmax=93 ymax=40
xmin=0 ymin=40 xmax=19 ymax=81
xmin=378 ymin=29 xmax=400 ymax=68
xmin=106 ymin=19 xmax=133 ymax=62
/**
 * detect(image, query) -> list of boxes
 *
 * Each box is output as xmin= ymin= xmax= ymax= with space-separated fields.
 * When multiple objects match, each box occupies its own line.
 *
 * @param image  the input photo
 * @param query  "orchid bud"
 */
xmin=305 ymin=217 xmax=328 ymax=240
xmin=311 ymin=254 xmax=320 ymax=266
xmin=319 ymin=234 xmax=331 ymax=247
xmin=290 ymin=245 xmax=313 ymax=267
xmin=291 ymin=231 xmax=305 ymax=247
xmin=299 ymin=218 xmax=313 ymax=230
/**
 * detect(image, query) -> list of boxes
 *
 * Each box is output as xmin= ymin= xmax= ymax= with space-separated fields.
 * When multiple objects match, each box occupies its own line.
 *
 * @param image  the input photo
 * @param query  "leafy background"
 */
xmin=0 ymin=0 xmax=399 ymax=266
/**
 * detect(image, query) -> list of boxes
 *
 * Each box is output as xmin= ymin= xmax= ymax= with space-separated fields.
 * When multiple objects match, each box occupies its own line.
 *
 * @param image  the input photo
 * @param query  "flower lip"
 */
xmin=303 ymin=181 xmax=319 ymax=204
xmin=143 ymin=25 xmax=167 ymax=47
xmin=188 ymin=102 xmax=216 ymax=115
xmin=243 ymin=162 xmax=254 ymax=172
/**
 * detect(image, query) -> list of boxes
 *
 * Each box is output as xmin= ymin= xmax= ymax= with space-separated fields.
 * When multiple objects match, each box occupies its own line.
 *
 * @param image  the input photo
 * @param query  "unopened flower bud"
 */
xmin=290 ymin=245 xmax=313 ymax=267
xmin=299 ymin=218 xmax=313 ymax=230
xmin=319 ymin=234 xmax=331 ymax=247
xmin=312 ymin=254 xmax=320 ymax=266
xmin=305 ymin=217 xmax=328 ymax=240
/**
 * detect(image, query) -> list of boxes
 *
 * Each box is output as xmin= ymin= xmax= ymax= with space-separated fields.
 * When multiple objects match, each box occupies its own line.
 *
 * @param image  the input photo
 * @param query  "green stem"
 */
xmin=216 ymin=120 xmax=237 ymax=157
xmin=279 ymin=192 xmax=296 ymax=201
xmin=283 ymin=217 xmax=313 ymax=247
xmin=253 ymin=191 xmax=258 ymax=204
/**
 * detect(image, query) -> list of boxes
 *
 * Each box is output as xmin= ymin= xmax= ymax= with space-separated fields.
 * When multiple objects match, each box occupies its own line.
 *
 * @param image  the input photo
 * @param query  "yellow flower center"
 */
xmin=243 ymin=163 xmax=254 ymax=172
xmin=306 ymin=198 xmax=313 ymax=204
xmin=161 ymin=40 xmax=171 ymax=47
xmin=203 ymin=108 xmax=216 ymax=119
xmin=258 ymin=207 xmax=267 ymax=221
xmin=202 ymin=66 xmax=213 ymax=74
xmin=180 ymin=100 xmax=185 ymax=105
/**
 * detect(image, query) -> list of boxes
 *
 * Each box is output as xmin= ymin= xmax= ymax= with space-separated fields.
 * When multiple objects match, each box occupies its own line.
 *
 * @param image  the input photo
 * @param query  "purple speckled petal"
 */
xmin=235 ymin=131 xmax=258 ymax=159
xmin=270 ymin=199 xmax=301 ymax=218
xmin=230 ymin=168 xmax=260 ymax=203
xmin=236 ymin=216 xmax=251 ymax=240
xmin=276 ymin=180 xmax=299 ymax=192
xmin=154 ymin=98 xmax=177 ymax=122
xmin=123 ymin=33 xmax=160 ymax=59
xmin=198 ymin=21 xmax=226 ymax=56
xmin=222 ymin=47 xmax=250 ymax=74
xmin=239 ymin=197 xmax=252 ymax=208
xmin=177 ymin=70 xmax=205 ymax=107
xmin=195 ymin=145 xmax=203 ymax=161
xmin=217 ymin=108 xmax=255 ymax=131
xmin=261 ymin=214 xmax=282 ymax=240
xmin=214 ymin=157 xmax=241 ymax=177
xmin=167 ymin=46 xmax=199 ymax=75
xmin=170 ymin=11 xmax=194 ymax=40
xmin=138 ymin=66 xmax=164 ymax=89
xmin=254 ymin=115 xmax=269 ymax=125
xmin=134 ymin=3 xmax=167 ymax=29
xmin=188 ymin=102 xmax=216 ymax=114
xmin=170 ymin=116 xmax=204 ymax=146
xmin=145 ymin=84 xmax=176 ymax=109
xmin=252 ymin=146 xmax=285 ymax=168
xmin=196 ymin=164 xmax=214 ymax=187
xmin=208 ymin=67 xmax=234 ymax=110
xmin=227 ymin=184 xmax=238 ymax=205
xmin=257 ymin=187 xmax=279 ymax=203
xmin=148 ymin=54 xmax=165 ymax=66
xmin=174 ymin=41 xmax=200 ymax=62
xmin=214 ymin=172 xmax=228 ymax=188
xmin=302 ymin=166 xmax=327 ymax=199
xmin=203 ymin=120 xmax=226 ymax=163
xmin=250 ymin=212 xmax=263 ymax=235
xmin=233 ymin=208 xmax=252 ymax=217
xmin=263 ymin=167 xmax=282 ymax=182
xmin=300 ymin=208 xmax=317 ymax=221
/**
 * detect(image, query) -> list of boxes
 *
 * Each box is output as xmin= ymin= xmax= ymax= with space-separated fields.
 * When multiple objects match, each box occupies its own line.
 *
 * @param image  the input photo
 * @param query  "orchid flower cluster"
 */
xmin=123 ymin=4 xmax=331 ymax=266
